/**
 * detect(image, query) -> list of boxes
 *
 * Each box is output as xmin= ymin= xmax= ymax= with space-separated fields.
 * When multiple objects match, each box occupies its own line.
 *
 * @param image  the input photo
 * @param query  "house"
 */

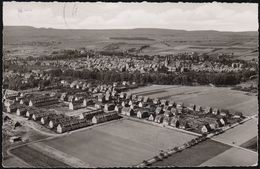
xmin=79 ymin=109 xmax=104 ymax=120
xmin=220 ymin=109 xmax=230 ymax=117
xmin=170 ymin=107 xmax=178 ymax=116
xmin=163 ymin=105 xmax=172 ymax=111
xmin=160 ymin=99 xmax=168 ymax=106
xmin=49 ymin=116 xmax=72 ymax=128
xmin=168 ymin=101 xmax=176 ymax=107
xmin=137 ymin=108 xmax=149 ymax=119
xmin=218 ymin=117 xmax=227 ymax=126
xmin=155 ymin=106 xmax=164 ymax=115
xmin=195 ymin=105 xmax=203 ymax=112
xmin=105 ymin=94 xmax=112 ymax=101
xmin=205 ymin=106 xmax=212 ymax=114
xmin=137 ymin=96 xmax=143 ymax=102
xmin=68 ymin=95 xmax=75 ymax=102
xmin=138 ymin=102 xmax=148 ymax=108
xmin=132 ymin=94 xmax=137 ymax=100
xmin=115 ymin=105 xmax=123 ymax=113
xmin=121 ymin=101 xmax=129 ymax=107
xmin=164 ymin=110 xmax=173 ymax=117
xmin=16 ymin=107 xmax=27 ymax=116
xmin=233 ymin=111 xmax=243 ymax=118
xmin=40 ymin=116 xmax=49 ymax=125
xmin=95 ymin=101 xmax=104 ymax=109
xmin=176 ymin=102 xmax=184 ymax=109
xmin=69 ymin=100 xmax=83 ymax=110
xmin=153 ymin=98 xmax=160 ymax=104
xmin=200 ymin=123 xmax=211 ymax=133
xmin=120 ymin=92 xmax=127 ymax=99
xmin=130 ymin=104 xmax=138 ymax=110
xmin=31 ymin=112 xmax=47 ymax=121
xmin=212 ymin=108 xmax=220 ymax=115
xmin=162 ymin=116 xmax=172 ymax=125
xmin=104 ymin=103 xmax=115 ymax=112
xmin=143 ymin=96 xmax=150 ymax=103
xmin=170 ymin=117 xmax=180 ymax=128
xmin=179 ymin=119 xmax=190 ymax=129
xmin=92 ymin=112 xmax=119 ymax=124
xmin=148 ymin=114 xmax=155 ymax=121
xmin=57 ymin=119 xmax=92 ymax=133
xmin=121 ymin=107 xmax=134 ymax=116
xmin=188 ymin=104 xmax=196 ymax=111
xmin=29 ymin=96 xmax=59 ymax=107
xmin=97 ymin=94 xmax=105 ymax=103
xmin=83 ymin=99 xmax=94 ymax=107
xmin=154 ymin=114 xmax=164 ymax=123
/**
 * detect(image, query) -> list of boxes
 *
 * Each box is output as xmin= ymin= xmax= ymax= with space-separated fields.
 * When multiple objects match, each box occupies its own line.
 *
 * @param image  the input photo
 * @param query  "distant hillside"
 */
xmin=3 ymin=26 xmax=258 ymax=60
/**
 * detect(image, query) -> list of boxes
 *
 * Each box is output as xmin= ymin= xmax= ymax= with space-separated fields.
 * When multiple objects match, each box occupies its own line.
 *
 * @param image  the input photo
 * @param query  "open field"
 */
xmin=128 ymin=85 xmax=258 ymax=116
xmin=199 ymin=147 xmax=258 ymax=166
xmin=241 ymin=136 xmax=257 ymax=152
xmin=3 ymin=26 xmax=258 ymax=60
xmin=212 ymin=117 xmax=258 ymax=147
xmin=9 ymin=145 xmax=70 ymax=168
xmin=151 ymin=140 xmax=231 ymax=167
xmin=33 ymin=119 xmax=196 ymax=167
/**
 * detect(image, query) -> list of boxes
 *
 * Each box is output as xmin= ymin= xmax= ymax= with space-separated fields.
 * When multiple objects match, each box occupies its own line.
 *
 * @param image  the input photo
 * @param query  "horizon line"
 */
xmin=3 ymin=25 xmax=258 ymax=33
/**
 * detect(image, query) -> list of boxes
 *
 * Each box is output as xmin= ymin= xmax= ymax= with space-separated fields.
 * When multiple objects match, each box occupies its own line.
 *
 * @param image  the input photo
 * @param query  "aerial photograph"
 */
xmin=2 ymin=1 xmax=258 ymax=168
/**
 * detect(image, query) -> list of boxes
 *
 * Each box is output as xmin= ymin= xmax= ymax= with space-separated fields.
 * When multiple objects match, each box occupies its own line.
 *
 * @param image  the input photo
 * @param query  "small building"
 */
xmin=168 ymin=101 xmax=176 ymax=107
xmin=220 ymin=109 xmax=230 ymax=117
xmin=201 ymin=123 xmax=211 ymax=133
xmin=155 ymin=106 xmax=164 ymax=115
xmin=92 ymin=112 xmax=119 ymax=124
xmin=162 ymin=116 xmax=172 ymax=125
xmin=154 ymin=114 xmax=164 ymax=123
xmin=195 ymin=105 xmax=203 ymax=112
xmin=121 ymin=107 xmax=134 ymax=116
xmin=130 ymin=104 xmax=138 ymax=110
xmin=115 ymin=105 xmax=123 ymax=113
xmin=188 ymin=104 xmax=196 ymax=111
xmin=212 ymin=108 xmax=220 ymax=115
xmin=170 ymin=107 xmax=178 ymax=116
xmin=138 ymin=102 xmax=148 ymax=108
xmin=233 ymin=111 xmax=243 ymax=118
xmin=176 ymin=102 xmax=184 ymax=109
xmin=120 ymin=92 xmax=127 ymax=99
xmin=160 ymin=99 xmax=168 ymax=106
xmin=164 ymin=110 xmax=173 ymax=117
xmin=153 ymin=98 xmax=160 ymax=104
xmin=137 ymin=109 xmax=149 ymax=119
xmin=148 ymin=114 xmax=155 ymax=121
xmin=69 ymin=100 xmax=83 ymax=110
xmin=83 ymin=99 xmax=94 ymax=107
xmin=170 ymin=117 xmax=180 ymax=128
xmin=104 ymin=103 xmax=115 ymax=112
xmin=205 ymin=106 xmax=212 ymax=114
xmin=121 ymin=101 xmax=129 ymax=107
xmin=97 ymin=94 xmax=105 ymax=103
xmin=137 ymin=96 xmax=143 ymax=102
xmin=16 ymin=107 xmax=27 ymax=116
xmin=95 ymin=101 xmax=104 ymax=109
xmin=143 ymin=96 xmax=150 ymax=103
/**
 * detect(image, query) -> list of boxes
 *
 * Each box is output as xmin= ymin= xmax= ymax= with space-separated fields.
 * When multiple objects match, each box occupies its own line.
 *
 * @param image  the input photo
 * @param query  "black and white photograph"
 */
xmin=2 ymin=1 xmax=258 ymax=168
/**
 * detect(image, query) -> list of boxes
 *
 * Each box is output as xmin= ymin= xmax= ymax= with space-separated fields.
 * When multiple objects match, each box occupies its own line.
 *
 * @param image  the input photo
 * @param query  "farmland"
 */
xmin=13 ymin=119 xmax=196 ymax=167
xmin=151 ymin=139 xmax=231 ymax=167
xmin=128 ymin=85 xmax=258 ymax=116
xmin=199 ymin=147 xmax=258 ymax=166
xmin=3 ymin=26 xmax=258 ymax=60
xmin=9 ymin=145 xmax=70 ymax=168
xmin=212 ymin=117 xmax=258 ymax=147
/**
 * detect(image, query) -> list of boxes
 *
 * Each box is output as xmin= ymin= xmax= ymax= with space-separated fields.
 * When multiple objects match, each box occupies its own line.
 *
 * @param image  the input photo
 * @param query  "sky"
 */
xmin=3 ymin=2 xmax=258 ymax=31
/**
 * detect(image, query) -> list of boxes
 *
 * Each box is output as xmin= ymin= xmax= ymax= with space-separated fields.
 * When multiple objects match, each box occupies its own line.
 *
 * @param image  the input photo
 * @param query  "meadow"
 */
xmin=26 ymin=119 xmax=196 ymax=167
xmin=129 ymin=85 xmax=258 ymax=116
